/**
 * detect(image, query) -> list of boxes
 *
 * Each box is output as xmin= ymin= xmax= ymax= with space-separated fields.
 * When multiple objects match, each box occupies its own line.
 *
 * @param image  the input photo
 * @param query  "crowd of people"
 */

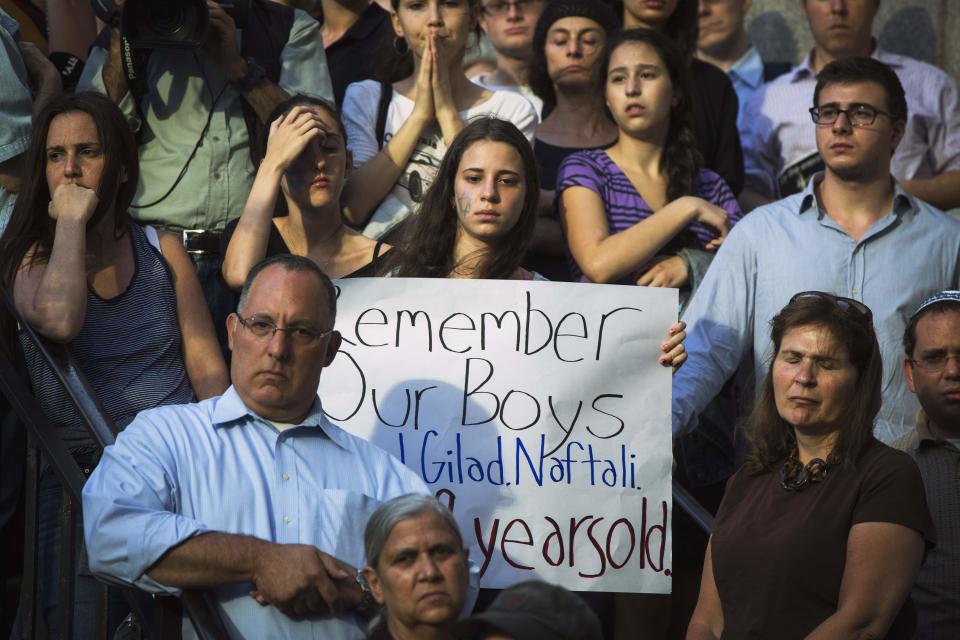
xmin=0 ymin=0 xmax=957 ymax=639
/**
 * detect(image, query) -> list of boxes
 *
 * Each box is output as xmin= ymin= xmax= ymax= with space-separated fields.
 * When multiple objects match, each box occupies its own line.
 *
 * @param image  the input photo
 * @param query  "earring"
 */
xmin=393 ymin=36 xmax=409 ymax=55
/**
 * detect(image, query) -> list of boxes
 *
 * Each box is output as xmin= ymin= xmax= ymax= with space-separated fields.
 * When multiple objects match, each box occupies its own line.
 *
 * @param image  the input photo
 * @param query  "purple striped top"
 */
xmin=557 ymin=148 xmax=743 ymax=283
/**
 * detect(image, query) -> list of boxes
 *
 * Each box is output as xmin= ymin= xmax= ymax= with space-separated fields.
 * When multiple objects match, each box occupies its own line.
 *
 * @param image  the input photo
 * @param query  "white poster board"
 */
xmin=320 ymin=278 xmax=676 ymax=593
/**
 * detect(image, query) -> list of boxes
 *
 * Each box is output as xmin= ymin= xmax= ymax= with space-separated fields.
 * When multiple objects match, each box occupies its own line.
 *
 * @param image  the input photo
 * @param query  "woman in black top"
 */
xmin=526 ymin=0 xmax=621 ymax=280
xmin=222 ymin=94 xmax=389 ymax=291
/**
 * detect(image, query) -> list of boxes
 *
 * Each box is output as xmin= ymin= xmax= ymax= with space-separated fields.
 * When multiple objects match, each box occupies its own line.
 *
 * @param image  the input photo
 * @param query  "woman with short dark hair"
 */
xmin=524 ymin=0 xmax=621 ymax=280
xmin=687 ymin=292 xmax=934 ymax=640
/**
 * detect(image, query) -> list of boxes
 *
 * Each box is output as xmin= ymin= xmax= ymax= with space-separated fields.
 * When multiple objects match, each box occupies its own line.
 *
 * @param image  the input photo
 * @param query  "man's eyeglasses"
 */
xmin=910 ymin=352 xmax=960 ymax=373
xmin=789 ymin=291 xmax=874 ymax=321
xmin=809 ymin=104 xmax=892 ymax=127
xmin=238 ymin=315 xmax=332 ymax=346
xmin=482 ymin=0 xmax=544 ymax=16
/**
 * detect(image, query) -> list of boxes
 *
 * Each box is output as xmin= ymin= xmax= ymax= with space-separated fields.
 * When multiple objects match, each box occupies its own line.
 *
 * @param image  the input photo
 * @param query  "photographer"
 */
xmin=78 ymin=0 xmax=333 ymax=351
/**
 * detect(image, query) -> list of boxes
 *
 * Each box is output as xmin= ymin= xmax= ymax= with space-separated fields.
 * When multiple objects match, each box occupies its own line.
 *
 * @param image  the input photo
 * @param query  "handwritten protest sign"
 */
xmin=320 ymin=278 xmax=676 ymax=593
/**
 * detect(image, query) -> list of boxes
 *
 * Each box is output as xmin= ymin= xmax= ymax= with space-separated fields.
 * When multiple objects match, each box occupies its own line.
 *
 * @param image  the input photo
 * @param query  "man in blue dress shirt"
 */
xmin=82 ymin=254 xmax=447 ymax=639
xmin=673 ymin=57 xmax=960 ymax=490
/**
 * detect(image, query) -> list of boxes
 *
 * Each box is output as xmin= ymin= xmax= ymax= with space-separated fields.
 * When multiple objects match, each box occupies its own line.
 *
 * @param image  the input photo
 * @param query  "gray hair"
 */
xmin=236 ymin=254 xmax=337 ymax=323
xmin=364 ymin=494 xmax=463 ymax=568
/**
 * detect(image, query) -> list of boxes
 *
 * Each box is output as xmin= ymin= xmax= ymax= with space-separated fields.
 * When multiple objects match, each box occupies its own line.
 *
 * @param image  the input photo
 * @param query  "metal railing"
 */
xmin=0 ymin=287 xmax=228 ymax=639
xmin=673 ymin=480 xmax=714 ymax=533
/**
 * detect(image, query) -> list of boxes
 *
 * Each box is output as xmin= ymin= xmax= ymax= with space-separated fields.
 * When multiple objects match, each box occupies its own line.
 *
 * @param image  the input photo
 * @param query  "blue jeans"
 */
xmin=11 ymin=469 xmax=128 ymax=639
xmin=189 ymin=252 xmax=234 ymax=362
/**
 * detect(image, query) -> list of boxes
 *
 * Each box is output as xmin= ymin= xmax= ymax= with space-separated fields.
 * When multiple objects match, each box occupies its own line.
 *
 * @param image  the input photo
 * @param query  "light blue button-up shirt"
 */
xmin=673 ymin=175 xmax=960 ymax=446
xmin=0 ymin=9 xmax=32 ymax=232
xmin=83 ymin=386 xmax=465 ymax=640
xmin=727 ymin=46 xmax=764 ymax=133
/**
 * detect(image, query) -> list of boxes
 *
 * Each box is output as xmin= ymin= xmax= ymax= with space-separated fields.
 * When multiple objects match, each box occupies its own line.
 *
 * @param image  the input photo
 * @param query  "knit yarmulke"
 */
xmin=912 ymin=290 xmax=960 ymax=318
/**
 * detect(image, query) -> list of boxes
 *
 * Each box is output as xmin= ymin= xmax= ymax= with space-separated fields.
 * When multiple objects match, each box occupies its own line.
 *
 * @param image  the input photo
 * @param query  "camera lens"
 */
xmin=149 ymin=6 xmax=187 ymax=35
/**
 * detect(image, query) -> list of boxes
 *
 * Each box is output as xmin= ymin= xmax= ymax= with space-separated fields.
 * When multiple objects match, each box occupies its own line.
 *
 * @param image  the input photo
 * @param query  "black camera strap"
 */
xmin=119 ymin=33 xmax=151 ymax=129
xmin=90 ymin=0 xmax=295 ymax=208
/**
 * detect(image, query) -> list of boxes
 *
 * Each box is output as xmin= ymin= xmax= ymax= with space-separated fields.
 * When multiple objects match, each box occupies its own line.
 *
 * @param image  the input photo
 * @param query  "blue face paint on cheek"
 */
xmin=455 ymin=192 xmax=473 ymax=215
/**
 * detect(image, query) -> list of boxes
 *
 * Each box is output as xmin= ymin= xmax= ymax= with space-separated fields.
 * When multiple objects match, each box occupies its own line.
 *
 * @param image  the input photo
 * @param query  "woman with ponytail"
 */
xmin=558 ymin=28 xmax=742 ymax=305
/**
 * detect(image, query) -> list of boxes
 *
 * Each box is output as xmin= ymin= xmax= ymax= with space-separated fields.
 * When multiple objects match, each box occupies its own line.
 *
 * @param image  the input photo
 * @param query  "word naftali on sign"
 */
xmin=320 ymin=278 xmax=676 ymax=593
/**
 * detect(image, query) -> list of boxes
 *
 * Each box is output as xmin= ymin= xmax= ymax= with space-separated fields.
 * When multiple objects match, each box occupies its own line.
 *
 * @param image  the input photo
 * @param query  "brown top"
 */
xmin=711 ymin=438 xmax=935 ymax=639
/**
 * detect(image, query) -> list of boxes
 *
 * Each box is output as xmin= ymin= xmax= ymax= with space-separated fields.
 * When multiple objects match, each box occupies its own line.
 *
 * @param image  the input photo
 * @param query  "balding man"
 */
xmin=83 ymin=254 xmax=449 ymax=639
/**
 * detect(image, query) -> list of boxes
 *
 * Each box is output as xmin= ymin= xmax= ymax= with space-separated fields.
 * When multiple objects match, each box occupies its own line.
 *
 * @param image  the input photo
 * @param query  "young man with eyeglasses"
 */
xmin=472 ymin=0 xmax=545 ymax=117
xmin=672 ymin=57 xmax=960 ymax=494
xmin=81 ymin=254 xmax=474 ymax=639
xmin=739 ymin=0 xmax=960 ymax=212
xmin=894 ymin=290 xmax=960 ymax=639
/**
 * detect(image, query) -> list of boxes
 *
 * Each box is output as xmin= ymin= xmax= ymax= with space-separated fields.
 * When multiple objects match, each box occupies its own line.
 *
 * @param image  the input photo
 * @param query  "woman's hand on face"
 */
xmin=263 ymin=106 xmax=325 ymax=173
xmin=48 ymin=183 xmax=98 ymax=224
xmin=410 ymin=35 xmax=436 ymax=125
xmin=660 ymin=321 xmax=687 ymax=374
xmin=636 ymin=255 xmax=689 ymax=288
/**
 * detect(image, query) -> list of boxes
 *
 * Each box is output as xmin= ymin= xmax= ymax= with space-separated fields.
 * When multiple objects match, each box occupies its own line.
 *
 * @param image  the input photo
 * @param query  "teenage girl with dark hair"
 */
xmin=382 ymin=115 xmax=688 ymax=357
xmin=341 ymin=0 xmax=538 ymax=240
xmin=380 ymin=116 xmax=541 ymax=280
xmin=610 ymin=0 xmax=744 ymax=196
xmin=558 ymin=28 xmax=741 ymax=303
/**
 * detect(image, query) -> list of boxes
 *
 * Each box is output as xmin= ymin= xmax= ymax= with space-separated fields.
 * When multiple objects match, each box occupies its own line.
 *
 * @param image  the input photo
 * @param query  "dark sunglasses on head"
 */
xmin=789 ymin=291 xmax=874 ymax=321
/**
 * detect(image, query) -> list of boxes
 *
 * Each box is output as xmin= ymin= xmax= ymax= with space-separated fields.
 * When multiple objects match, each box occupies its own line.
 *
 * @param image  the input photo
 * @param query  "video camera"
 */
xmin=91 ymin=0 xmax=251 ymax=49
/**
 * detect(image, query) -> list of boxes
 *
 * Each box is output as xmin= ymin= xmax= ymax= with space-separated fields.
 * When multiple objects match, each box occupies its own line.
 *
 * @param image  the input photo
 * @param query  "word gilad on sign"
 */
xmin=321 ymin=278 xmax=676 ymax=594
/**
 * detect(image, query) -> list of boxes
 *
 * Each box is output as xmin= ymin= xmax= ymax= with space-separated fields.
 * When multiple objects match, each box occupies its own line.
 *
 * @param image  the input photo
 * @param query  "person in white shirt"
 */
xmin=340 ymin=0 xmax=537 ymax=240
xmin=471 ymin=0 xmax=546 ymax=117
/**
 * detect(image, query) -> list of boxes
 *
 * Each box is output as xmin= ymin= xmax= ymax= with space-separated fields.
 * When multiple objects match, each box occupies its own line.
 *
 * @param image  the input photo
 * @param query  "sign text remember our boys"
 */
xmin=320 ymin=278 xmax=676 ymax=593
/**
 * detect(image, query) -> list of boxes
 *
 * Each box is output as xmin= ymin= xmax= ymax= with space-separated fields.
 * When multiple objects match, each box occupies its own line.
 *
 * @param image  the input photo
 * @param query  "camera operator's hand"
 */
xmin=204 ymin=0 xmax=246 ymax=81
xmin=18 ymin=42 xmax=62 ymax=115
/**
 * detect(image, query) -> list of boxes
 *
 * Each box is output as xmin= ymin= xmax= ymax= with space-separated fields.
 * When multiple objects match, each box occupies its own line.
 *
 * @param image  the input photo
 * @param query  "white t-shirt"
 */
xmin=469 ymin=73 xmax=543 ymax=121
xmin=342 ymin=80 xmax=539 ymax=239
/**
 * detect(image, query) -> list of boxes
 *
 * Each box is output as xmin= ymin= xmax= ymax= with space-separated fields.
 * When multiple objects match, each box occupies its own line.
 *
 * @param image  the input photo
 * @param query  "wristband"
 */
xmin=231 ymin=57 xmax=266 ymax=93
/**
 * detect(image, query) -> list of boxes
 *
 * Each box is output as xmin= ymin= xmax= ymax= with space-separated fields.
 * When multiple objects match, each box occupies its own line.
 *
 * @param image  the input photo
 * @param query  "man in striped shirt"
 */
xmin=895 ymin=291 xmax=960 ymax=639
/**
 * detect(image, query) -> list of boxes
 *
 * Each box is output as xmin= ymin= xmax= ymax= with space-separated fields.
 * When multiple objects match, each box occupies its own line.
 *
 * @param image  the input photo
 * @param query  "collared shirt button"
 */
xmin=213 ymin=173 xmax=221 ymax=180
xmin=283 ymin=516 xmax=291 ymax=524
xmin=212 ymin=135 xmax=221 ymax=142
xmin=851 ymin=288 xmax=858 ymax=295
xmin=282 ymin=473 xmax=290 ymax=481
